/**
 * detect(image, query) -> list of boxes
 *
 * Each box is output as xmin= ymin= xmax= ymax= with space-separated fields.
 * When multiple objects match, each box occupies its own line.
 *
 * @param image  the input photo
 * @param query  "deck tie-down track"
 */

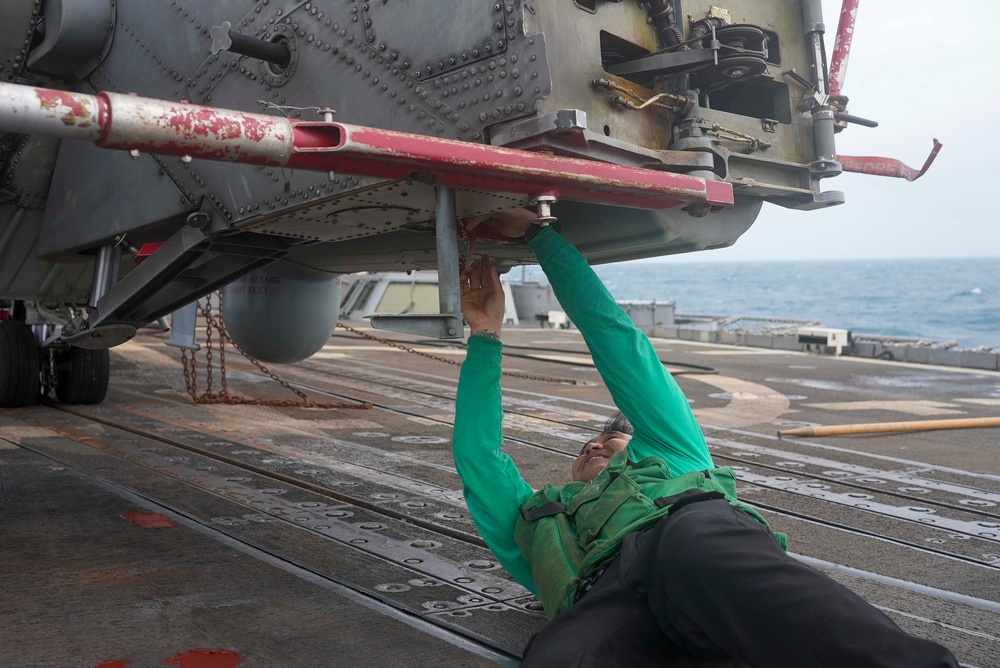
xmin=109 ymin=345 xmax=1000 ymax=578
xmin=7 ymin=398 xmax=997 ymax=666
xmin=2 ymin=405 xmax=542 ymax=660
xmin=3 ymin=333 xmax=1000 ymax=665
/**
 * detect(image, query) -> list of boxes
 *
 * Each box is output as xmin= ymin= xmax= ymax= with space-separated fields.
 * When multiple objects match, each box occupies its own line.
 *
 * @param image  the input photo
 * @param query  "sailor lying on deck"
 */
xmin=451 ymin=208 xmax=958 ymax=668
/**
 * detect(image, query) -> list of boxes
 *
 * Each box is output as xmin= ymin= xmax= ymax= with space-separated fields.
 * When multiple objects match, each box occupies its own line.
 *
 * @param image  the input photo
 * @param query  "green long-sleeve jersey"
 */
xmin=452 ymin=226 xmax=713 ymax=593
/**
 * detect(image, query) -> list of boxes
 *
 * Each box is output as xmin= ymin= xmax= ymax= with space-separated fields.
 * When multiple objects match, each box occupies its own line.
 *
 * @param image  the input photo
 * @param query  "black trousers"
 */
xmin=521 ymin=500 xmax=959 ymax=668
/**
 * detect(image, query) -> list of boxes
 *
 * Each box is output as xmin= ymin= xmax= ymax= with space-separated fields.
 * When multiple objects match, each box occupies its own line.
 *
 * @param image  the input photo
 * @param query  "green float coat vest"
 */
xmin=452 ymin=228 xmax=789 ymax=619
xmin=514 ymin=450 xmax=786 ymax=620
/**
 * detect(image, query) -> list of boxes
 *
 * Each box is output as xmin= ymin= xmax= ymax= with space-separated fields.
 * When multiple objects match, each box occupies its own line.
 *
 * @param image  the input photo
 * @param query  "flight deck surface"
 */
xmin=2 ymin=324 xmax=998 ymax=667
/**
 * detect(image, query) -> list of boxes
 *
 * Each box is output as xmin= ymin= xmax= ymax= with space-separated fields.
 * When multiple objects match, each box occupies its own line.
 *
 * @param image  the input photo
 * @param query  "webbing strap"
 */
xmin=519 ymin=501 xmax=568 ymax=522
xmin=653 ymin=489 xmax=726 ymax=511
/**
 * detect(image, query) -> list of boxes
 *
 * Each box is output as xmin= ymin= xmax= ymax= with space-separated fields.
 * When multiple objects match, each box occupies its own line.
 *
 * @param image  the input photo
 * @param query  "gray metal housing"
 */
xmin=0 ymin=0 xmax=842 ymax=333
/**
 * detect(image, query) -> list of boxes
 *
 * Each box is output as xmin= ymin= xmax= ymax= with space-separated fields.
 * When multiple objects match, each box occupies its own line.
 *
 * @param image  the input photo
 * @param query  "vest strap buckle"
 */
xmin=519 ymin=500 xmax=568 ymax=522
xmin=573 ymin=564 xmax=611 ymax=603
xmin=653 ymin=489 xmax=726 ymax=512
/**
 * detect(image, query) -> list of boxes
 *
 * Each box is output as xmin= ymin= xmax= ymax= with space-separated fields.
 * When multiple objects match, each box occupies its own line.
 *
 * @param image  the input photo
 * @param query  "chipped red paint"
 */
xmin=95 ymin=661 xmax=131 ymax=668
xmin=157 ymin=105 xmax=273 ymax=144
xmin=288 ymin=123 xmax=733 ymax=211
xmin=165 ymin=108 xmax=238 ymax=140
xmin=829 ymin=0 xmax=860 ymax=96
xmin=164 ymin=649 xmax=242 ymax=668
xmin=96 ymin=93 xmax=111 ymax=136
xmin=95 ymin=91 xmax=292 ymax=166
xmin=120 ymin=511 xmax=178 ymax=528
xmin=35 ymin=89 xmax=87 ymax=125
xmin=34 ymin=89 xmax=102 ymax=130
xmin=9 ymin=83 xmax=732 ymax=211
xmin=838 ymin=139 xmax=943 ymax=182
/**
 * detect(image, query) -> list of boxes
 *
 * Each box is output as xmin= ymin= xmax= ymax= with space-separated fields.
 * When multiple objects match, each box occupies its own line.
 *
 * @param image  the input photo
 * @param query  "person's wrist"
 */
xmin=467 ymin=320 xmax=502 ymax=339
xmin=471 ymin=328 xmax=500 ymax=340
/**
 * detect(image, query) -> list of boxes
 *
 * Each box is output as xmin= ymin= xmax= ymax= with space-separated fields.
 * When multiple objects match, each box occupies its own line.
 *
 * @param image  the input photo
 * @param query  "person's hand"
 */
xmin=460 ymin=255 xmax=505 ymax=337
xmin=466 ymin=207 xmax=537 ymax=238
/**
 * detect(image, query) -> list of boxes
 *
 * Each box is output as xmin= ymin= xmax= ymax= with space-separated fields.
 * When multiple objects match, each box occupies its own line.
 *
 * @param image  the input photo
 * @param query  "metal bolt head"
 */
xmin=186 ymin=211 xmax=211 ymax=229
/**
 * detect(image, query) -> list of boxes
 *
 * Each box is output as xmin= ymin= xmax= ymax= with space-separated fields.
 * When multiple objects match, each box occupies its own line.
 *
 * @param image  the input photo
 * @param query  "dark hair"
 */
xmin=603 ymin=411 xmax=633 ymax=436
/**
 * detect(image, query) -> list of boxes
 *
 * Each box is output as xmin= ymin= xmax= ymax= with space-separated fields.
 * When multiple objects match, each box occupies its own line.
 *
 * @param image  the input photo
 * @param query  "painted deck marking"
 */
xmin=687 ymin=375 xmax=791 ymax=427
xmin=165 ymin=649 xmax=242 ymax=668
xmin=120 ymin=511 xmax=178 ymax=528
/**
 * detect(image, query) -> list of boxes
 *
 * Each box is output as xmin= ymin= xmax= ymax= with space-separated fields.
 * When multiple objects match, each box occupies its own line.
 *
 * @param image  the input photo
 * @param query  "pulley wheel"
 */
xmin=712 ymin=25 xmax=767 ymax=53
xmin=698 ymin=55 xmax=768 ymax=86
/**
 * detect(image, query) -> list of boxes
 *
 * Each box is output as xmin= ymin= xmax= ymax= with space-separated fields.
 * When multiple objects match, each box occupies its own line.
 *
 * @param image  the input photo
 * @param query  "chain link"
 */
xmin=457 ymin=218 xmax=475 ymax=273
xmin=336 ymin=323 xmax=589 ymax=385
xmin=44 ymin=347 xmax=59 ymax=397
xmin=181 ymin=294 xmax=372 ymax=409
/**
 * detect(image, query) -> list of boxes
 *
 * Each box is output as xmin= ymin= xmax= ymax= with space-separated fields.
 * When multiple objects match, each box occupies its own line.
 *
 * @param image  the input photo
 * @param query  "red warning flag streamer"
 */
xmin=837 ymin=139 xmax=943 ymax=182
xmin=828 ymin=1 xmax=943 ymax=182
xmin=829 ymin=0 xmax=860 ymax=97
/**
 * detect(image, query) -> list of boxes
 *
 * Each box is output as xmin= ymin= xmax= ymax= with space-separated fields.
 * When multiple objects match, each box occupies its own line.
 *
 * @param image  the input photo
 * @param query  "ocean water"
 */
xmin=517 ymin=257 xmax=1000 ymax=350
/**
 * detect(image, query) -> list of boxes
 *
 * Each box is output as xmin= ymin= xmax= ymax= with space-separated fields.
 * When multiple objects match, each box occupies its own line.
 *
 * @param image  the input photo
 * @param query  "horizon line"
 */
xmin=636 ymin=254 xmax=1000 ymax=265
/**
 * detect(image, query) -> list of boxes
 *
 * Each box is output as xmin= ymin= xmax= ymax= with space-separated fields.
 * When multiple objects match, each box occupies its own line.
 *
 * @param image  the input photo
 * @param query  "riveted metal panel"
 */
xmin=38 ymin=140 xmax=190 ymax=257
xmin=185 ymin=3 xmax=550 ymax=234
xmin=85 ymin=0 xmax=256 ymax=101
xmin=1 ymin=135 xmax=59 ymax=210
xmin=363 ymin=0 xmax=511 ymax=80
xmin=0 ymin=0 xmax=41 ymax=83
xmin=69 ymin=0 xmax=553 ymax=250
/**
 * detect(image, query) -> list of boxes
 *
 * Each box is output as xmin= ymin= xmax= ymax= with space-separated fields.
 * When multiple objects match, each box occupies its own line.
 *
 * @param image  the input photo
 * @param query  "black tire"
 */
xmin=0 ymin=320 xmax=40 ymax=408
xmin=55 ymin=346 xmax=110 ymax=405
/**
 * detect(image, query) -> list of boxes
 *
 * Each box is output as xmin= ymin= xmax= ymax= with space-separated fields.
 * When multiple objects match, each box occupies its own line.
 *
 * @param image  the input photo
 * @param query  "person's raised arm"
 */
xmin=452 ymin=256 xmax=537 ymax=592
xmin=471 ymin=210 xmax=713 ymax=476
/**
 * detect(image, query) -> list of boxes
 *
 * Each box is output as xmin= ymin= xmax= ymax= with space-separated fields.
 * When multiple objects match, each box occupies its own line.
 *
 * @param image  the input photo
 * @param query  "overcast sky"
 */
xmin=669 ymin=0 xmax=997 ymax=262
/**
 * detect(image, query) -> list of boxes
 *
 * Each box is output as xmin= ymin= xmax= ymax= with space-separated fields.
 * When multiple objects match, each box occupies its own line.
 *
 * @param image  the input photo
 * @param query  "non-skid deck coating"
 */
xmin=2 ymin=323 xmax=999 ymax=667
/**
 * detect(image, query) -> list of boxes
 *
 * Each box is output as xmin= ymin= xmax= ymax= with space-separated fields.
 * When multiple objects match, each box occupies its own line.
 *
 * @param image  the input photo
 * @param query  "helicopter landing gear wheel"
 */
xmin=54 ymin=346 xmax=109 ymax=405
xmin=0 ymin=320 xmax=40 ymax=408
